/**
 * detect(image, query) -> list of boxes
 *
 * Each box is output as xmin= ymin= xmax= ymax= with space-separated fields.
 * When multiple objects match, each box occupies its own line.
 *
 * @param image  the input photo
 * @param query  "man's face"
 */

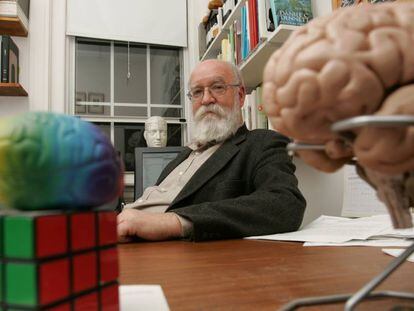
xmin=189 ymin=61 xmax=245 ymax=121
xmin=145 ymin=122 xmax=167 ymax=147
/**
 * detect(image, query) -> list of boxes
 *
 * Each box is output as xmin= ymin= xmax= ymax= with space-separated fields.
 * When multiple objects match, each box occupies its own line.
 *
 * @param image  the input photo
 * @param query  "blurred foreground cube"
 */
xmin=0 ymin=210 xmax=119 ymax=310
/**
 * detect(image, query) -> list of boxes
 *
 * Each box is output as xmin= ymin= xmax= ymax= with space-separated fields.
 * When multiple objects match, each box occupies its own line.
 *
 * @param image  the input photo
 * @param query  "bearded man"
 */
xmin=117 ymin=59 xmax=306 ymax=242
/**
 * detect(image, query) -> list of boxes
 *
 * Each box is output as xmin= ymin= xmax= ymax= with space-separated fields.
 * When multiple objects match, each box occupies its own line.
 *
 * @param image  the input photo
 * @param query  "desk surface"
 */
xmin=119 ymin=240 xmax=414 ymax=310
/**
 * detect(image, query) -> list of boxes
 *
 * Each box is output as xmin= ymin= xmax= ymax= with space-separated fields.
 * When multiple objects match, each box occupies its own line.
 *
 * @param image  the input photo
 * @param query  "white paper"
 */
xmin=120 ymin=285 xmax=170 ymax=311
xmin=304 ymin=239 xmax=413 ymax=247
xmin=246 ymin=214 xmax=414 ymax=246
xmin=342 ymin=165 xmax=388 ymax=217
xmin=246 ymin=215 xmax=387 ymax=243
xmin=382 ymin=248 xmax=414 ymax=263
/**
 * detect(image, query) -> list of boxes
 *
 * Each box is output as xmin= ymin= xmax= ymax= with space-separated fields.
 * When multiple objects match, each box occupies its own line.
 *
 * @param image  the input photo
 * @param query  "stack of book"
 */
xmin=0 ymin=35 xmax=19 ymax=83
xmin=242 ymin=85 xmax=268 ymax=130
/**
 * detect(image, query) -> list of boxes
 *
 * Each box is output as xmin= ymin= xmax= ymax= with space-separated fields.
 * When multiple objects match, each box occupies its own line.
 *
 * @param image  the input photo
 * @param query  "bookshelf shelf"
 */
xmin=0 ymin=83 xmax=28 ymax=96
xmin=0 ymin=16 xmax=28 ymax=37
xmin=201 ymin=0 xmax=245 ymax=61
xmin=240 ymin=24 xmax=298 ymax=90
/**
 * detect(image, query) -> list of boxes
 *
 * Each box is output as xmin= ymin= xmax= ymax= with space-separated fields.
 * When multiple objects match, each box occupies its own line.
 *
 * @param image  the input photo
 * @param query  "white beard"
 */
xmin=192 ymin=98 xmax=242 ymax=145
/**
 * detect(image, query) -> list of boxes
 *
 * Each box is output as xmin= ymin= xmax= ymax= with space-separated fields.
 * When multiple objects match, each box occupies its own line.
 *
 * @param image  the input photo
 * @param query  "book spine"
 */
xmin=8 ymin=35 xmax=19 ymax=83
xmin=1 ymin=36 xmax=10 ymax=83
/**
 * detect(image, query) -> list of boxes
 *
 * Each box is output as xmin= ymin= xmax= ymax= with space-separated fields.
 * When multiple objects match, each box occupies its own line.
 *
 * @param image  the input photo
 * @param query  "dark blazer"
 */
xmin=157 ymin=124 xmax=306 ymax=241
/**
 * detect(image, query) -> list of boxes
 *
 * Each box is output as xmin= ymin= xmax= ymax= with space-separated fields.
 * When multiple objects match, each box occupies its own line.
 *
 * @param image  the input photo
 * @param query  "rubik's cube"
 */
xmin=0 ymin=210 xmax=119 ymax=310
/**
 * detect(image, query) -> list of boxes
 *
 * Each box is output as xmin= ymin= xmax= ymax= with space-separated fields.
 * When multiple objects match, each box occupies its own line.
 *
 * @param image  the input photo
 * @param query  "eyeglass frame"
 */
xmin=186 ymin=83 xmax=241 ymax=102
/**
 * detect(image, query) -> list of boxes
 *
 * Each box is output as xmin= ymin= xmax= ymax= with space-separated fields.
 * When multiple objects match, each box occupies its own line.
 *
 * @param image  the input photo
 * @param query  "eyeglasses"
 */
xmin=187 ymin=83 xmax=240 ymax=102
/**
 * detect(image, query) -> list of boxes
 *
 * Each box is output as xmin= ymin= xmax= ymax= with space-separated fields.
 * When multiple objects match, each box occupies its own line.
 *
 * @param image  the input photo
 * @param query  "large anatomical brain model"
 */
xmin=263 ymin=3 xmax=414 ymax=228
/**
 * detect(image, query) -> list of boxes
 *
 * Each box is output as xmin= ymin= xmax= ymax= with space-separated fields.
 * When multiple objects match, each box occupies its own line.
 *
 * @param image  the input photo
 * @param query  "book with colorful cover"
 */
xmin=270 ymin=0 xmax=312 ymax=27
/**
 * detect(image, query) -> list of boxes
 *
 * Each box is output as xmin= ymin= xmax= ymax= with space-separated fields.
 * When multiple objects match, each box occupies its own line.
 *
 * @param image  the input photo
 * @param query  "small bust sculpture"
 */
xmin=144 ymin=116 xmax=168 ymax=147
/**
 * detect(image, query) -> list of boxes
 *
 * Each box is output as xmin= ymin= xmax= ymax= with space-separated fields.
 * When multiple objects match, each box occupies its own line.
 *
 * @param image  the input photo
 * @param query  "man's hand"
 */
xmin=117 ymin=209 xmax=183 ymax=242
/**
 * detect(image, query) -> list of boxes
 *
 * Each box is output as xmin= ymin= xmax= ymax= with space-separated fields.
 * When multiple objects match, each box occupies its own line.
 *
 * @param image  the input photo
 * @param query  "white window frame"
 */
xmin=67 ymin=36 xmax=189 ymax=185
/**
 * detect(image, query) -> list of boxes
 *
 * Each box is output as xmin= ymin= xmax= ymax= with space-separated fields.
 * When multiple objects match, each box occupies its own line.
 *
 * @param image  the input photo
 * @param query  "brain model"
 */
xmin=0 ymin=112 xmax=124 ymax=210
xmin=263 ymin=2 xmax=414 ymax=172
xmin=263 ymin=3 xmax=414 ymax=228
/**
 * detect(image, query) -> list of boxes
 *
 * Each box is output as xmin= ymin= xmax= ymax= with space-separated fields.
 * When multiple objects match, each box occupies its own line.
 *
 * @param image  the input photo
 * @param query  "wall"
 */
xmin=0 ymin=0 xmax=67 ymax=116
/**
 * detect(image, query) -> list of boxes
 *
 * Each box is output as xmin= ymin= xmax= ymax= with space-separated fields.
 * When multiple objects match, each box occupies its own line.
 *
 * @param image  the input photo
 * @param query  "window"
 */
xmin=73 ymin=38 xmax=186 ymax=173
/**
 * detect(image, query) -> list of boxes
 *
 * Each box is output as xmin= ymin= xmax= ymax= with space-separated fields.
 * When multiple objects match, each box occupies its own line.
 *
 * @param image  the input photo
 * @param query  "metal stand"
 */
xmin=280 ymin=240 xmax=414 ymax=311
xmin=284 ymin=116 xmax=414 ymax=310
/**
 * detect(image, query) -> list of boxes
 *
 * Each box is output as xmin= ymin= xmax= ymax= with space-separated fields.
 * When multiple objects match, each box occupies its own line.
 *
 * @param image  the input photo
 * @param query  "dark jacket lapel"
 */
xmin=169 ymin=125 xmax=248 ymax=206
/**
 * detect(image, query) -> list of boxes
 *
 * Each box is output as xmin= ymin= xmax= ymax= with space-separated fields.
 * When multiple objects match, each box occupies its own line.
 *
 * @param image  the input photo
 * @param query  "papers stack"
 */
xmin=246 ymin=214 xmax=414 ymax=247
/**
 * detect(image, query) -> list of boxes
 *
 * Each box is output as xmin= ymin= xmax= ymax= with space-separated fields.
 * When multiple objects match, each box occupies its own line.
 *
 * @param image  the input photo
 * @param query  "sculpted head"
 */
xmin=144 ymin=116 xmax=168 ymax=147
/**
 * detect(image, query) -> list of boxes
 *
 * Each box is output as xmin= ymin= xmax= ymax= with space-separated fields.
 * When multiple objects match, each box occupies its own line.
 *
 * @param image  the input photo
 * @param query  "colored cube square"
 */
xmin=100 ymin=283 xmax=119 ymax=311
xmin=73 ymin=251 xmax=97 ymax=293
xmin=39 ymin=259 xmax=70 ymax=305
xmin=5 ymin=258 xmax=70 ymax=307
xmin=97 ymin=212 xmax=117 ymax=246
xmin=5 ymin=262 xmax=37 ymax=306
xmin=74 ymin=292 xmax=98 ymax=311
xmin=0 ymin=215 xmax=4 ymax=256
xmin=99 ymin=247 xmax=118 ymax=284
xmin=70 ymin=212 xmax=96 ymax=251
xmin=4 ymin=213 xmax=68 ymax=259
xmin=0 ymin=261 xmax=3 ymax=303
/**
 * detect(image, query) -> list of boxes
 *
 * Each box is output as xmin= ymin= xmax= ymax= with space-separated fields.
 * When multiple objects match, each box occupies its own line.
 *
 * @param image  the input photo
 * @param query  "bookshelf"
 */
xmin=239 ymin=24 xmax=297 ymax=91
xmin=201 ymin=0 xmax=245 ymax=61
xmin=0 ymin=16 xmax=28 ymax=37
xmin=199 ymin=1 xmax=298 ymax=91
xmin=0 ymin=1 xmax=29 ymax=97
xmin=0 ymin=83 xmax=28 ymax=96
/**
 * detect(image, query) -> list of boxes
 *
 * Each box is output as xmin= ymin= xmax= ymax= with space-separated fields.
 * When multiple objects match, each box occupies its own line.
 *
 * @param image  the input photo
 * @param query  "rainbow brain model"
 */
xmin=0 ymin=111 xmax=124 ymax=210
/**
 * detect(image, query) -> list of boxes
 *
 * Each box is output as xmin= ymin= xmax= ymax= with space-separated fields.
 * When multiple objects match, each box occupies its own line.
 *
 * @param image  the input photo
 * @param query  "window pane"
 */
xmin=75 ymin=39 xmax=110 ymax=111
xmin=114 ymin=123 xmax=146 ymax=172
xmin=151 ymin=107 xmax=182 ymax=118
xmin=150 ymin=47 xmax=181 ymax=106
xmin=167 ymin=124 xmax=182 ymax=146
xmin=86 ymin=105 xmax=110 ymax=116
xmin=114 ymin=106 xmax=147 ymax=117
xmin=114 ymin=43 xmax=147 ymax=104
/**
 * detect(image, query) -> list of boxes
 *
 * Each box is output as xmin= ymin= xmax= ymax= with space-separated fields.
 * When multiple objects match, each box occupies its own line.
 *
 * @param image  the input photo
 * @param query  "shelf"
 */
xmin=240 ymin=24 xmax=298 ymax=90
xmin=0 ymin=16 xmax=28 ymax=37
xmin=0 ymin=83 xmax=28 ymax=96
xmin=201 ymin=0 xmax=245 ymax=60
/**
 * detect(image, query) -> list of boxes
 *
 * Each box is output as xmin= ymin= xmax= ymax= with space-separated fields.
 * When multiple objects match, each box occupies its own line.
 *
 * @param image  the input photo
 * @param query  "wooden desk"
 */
xmin=119 ymin=240 xmax=414 ymax=310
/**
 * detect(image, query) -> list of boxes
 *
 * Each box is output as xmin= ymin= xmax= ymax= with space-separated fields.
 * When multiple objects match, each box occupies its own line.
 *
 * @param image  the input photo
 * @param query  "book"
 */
xmin=1 ymin=35 xmax=19 ymax=83
xmin=0 ymin=0 xmax=30 ymax=33
xmin=270 ymin=0 xmax=312 ymax=27
xmin=257 ymin=0 xmax=272 ymax=40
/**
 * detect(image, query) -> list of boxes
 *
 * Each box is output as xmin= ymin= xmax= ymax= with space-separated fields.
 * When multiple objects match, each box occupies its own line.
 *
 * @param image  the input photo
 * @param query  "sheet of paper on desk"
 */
xmin=246 ymin=215 xmax=386 ymax=243
xmin=382 ymin=248 xmax=414 ymax=263
xmin=304 ymin=239 xmax=413 ymax=247
xmin=120 ymin=285 xmax=170 ymax=311
xmin=245 ymin=214 xmax=414 ymax=244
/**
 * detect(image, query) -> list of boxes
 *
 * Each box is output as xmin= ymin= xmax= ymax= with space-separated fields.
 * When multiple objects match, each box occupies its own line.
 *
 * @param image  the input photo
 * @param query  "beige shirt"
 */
xmin=124 ymin=143 xmax=222 ymax=236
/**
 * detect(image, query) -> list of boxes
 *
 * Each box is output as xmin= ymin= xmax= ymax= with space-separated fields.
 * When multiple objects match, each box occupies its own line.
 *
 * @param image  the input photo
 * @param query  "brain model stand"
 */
xmin=0 ymin=112 xmax=124 ymax=310
xmin=263 ymin=3 xmax=414 ymax=310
